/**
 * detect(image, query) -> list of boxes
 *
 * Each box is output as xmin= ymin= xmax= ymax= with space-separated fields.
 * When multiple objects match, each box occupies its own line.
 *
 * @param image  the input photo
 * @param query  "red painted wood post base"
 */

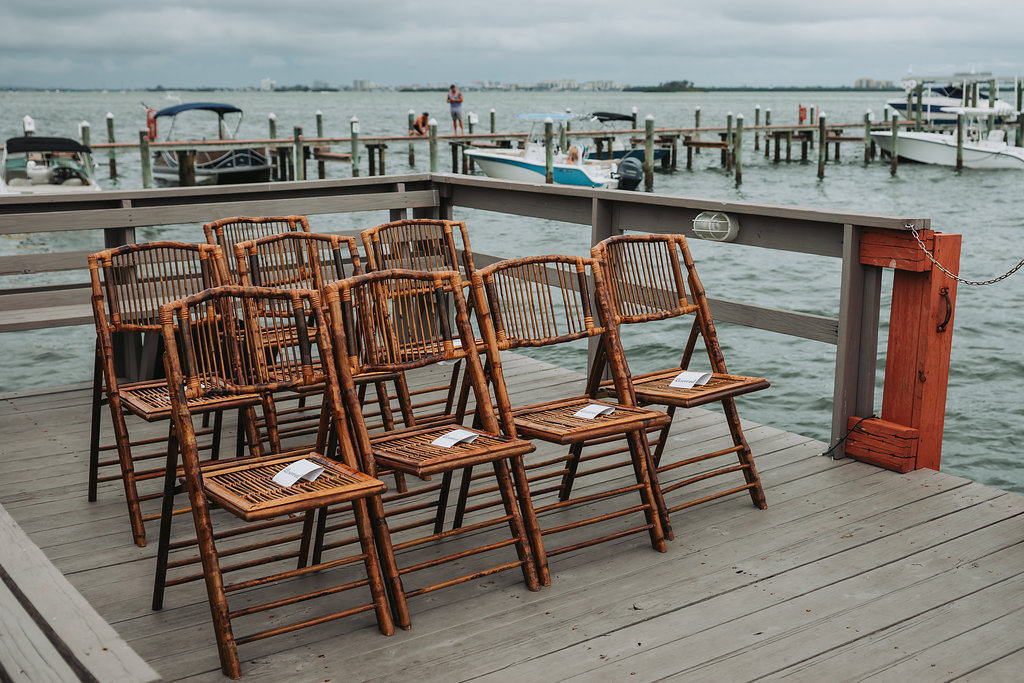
xmin=851 ymin=229 xmax=962 ymax=472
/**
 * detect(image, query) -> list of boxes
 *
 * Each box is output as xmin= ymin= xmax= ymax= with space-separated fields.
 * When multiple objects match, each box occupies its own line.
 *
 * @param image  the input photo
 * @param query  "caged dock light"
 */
xmin=692 ymin=211 xmax=739 ymax=243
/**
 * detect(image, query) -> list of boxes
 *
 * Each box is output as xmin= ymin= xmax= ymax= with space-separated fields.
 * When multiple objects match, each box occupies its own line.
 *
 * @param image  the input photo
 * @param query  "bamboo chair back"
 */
xmin=596 ymin=235 xmax=701 ymax=326
xmin=203 ymin=215 xmax=311 ymax=283
xmin=90 ymin=241 xmax=226 ymax=335
xmin=360 ymin=219 xmax=473 ymax=283
xmin=234 ymin=232 xmax=362 ymax=296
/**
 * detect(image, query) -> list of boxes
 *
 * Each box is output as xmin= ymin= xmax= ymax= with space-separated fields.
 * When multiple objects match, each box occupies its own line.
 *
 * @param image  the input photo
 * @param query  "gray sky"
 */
xmin=3 ymin=1 xmax=1023 ymax=89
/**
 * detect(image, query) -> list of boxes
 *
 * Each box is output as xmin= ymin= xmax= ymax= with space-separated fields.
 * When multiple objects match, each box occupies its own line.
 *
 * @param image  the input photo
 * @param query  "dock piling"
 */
xmin=350 ymin=117 xmax=359 ymax=178
xmin=817 ymin=113 xmax=826 ymax=179
xmin=294 ymin=127 xmax=305 ymax=181
xmin=644 ymin=115 xmax=654 ymax=191
xmin=754 ymin=105 xmax=760 ymax=151
xmin=544 ymin=118 xmax=554 ymax=184
xmin=1017 ymin=81 xmax=1023 ymax=148
xmin=408 ymin=109 xmax=416 ymax=165
xmin=428 ymin=119 xmax=438 ymax=172
xmin=139 ymin=130 xmax=152 ymax=188
xmin=734 ymin=114 xmax=743 ymax=186
xmin=863 ymin=110 xmax=872 ymax=164
xmin=316 ymin=111 xmax=326 ymax=179
xmin=178 ymin=150 xmax=196 ymax=186
xmin=890 ymin=114 xmax=899 ymax=176
xmin=694 ymin=107 xmax=701 ymax=153
xmin=105 ymin=113 xmax=117 ymax=179
xmin=956 ymin=112 xmax=964 ymax=171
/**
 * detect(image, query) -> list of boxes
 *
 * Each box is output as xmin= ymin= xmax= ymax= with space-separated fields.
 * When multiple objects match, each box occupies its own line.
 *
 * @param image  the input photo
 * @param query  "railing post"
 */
xmin=830 ymin=225 xmax=882 ymax=457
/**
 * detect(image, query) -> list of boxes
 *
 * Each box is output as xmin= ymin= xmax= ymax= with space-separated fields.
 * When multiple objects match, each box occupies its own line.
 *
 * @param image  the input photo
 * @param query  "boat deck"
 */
xmin=2 ymin=353 xmax=1023 ymax=681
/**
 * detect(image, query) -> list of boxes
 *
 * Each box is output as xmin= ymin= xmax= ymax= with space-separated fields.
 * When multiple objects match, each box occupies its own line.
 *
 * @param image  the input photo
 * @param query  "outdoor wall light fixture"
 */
xmin=691 ymin=211 xmax=739 ymax=242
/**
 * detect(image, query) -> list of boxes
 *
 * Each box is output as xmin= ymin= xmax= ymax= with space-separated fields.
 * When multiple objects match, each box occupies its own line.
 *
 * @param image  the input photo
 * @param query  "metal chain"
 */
xmin=909 ymin=225 xmax=1024 ymax=286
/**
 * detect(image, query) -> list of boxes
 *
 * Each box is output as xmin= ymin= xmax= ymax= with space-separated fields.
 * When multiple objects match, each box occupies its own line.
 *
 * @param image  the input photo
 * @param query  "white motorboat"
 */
xmin=1 ymin=136 xmax=101 ymax=194
xmin=871 ymin=107 xmax=1024 ymax=169
xmin=465 ymin=113 xmax=628 ymax=188
xmin=146 ymin=102 xmax=272 ymax=186
xmin=886 ymin=76 xmax=1014 ymax=125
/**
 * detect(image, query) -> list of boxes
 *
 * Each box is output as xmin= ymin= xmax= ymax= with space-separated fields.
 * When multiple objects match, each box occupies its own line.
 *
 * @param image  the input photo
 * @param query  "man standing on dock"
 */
xmin=447 ymin=84 xmax=464 ymax=135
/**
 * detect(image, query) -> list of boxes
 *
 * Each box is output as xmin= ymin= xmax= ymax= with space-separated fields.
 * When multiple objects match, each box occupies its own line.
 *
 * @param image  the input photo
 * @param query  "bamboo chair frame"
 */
xmin=588 ymin=233 xmax=769 ymax=516
xmin=322 ymin=269 xmax=543 ymax=628
xmin=155 ymin=285 xmax=394 ymax=679
xmin=203 ymin=215 xmax=311 ymax=284
xmin=466 ymin=254 xmax=672 ymax=578
xmin=88 ymin=241 xmax=249 ymax=546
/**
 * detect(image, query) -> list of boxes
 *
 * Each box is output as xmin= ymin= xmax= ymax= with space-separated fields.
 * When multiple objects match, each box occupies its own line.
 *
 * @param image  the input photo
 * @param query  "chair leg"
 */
xmin=650 ymin=405 xmax=677 ymax=468
xmin=105 ymin=392 xmax=147 ymax=547
xmin=449 ymin=466 xmax=473 ymax=530
xmin=508 ymin=457 xmax=550 ymax=586
xmin=625 ymin=429 xmax=670 ymax=550
xmin=152 ymin=423 xmax=180 ymax=611
xmin=722 ymin=397 xmax=767 ymax=509
xmin=491 ymin=459 xmax=541 ymax=591
xmin=432 ymin=470 xmax=456 ymax=534
xmin=557 ymin=442 xmax=585 ymax=502
xmin=88 ymin=344 xmax=104 ymax=503
xmin=210 ymin=410 xmax=224 ymax=461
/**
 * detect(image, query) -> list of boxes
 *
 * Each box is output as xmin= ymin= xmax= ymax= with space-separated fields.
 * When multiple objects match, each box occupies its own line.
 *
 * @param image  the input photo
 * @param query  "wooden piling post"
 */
xmin=734 ymin=114 xmax=743 ymax=186
xmin=956 ymin=112 xmax=964 ymax=171
xmin=408 ymin=109 xmax=416 ymax=165
xmin=764 ymin=108 xmax=772 ymax=157
xmin=631 ymin=106 xmax=638 ymax=129
xmin=724 ymin=112 xmax=733 ymax=169
xmin=467 ymin=112 xmax=476 ymax=172
xmin=105 ymin=113 xmax=117 ymax=179
xmin=428 ymin=118 xmax=438 ymax=172
xmin=890 ymin=114 xmax=899 ymax=176
xmin=490 ymin=108 xmax=496 ymax=134
xmin=1017 ymin=80 xmax=1023 ymax=147
xmin=316 ymin=111 xmax=326 ymax=179
xmin=817 ymin=113 xmax=826 ymax=179
xmin=786 ymin=131 xmax=792 ymax=162
xmin=694 ymin=107 xmax=701 ymax=154
xmin=349 ymin=117 xmax=359 ymax=178
xmin=22 ymin=115 xmax=35 ymax=136
xmin=544 ymin=118 xmax=554 ymax=184
xmin=293 ymin=127 xmax=305 ymax=181
xmin=914 ymin=82 xmax=924 ymax=131
xmin=139 ymin=130 xmax=152 ymax=188
xmin=79 ymin=121 xmax=90 ymax=154
xmin=269 ymin=113 xmax=283 ymax=180
xmin=178 ymin=150 xmax=196 ymax=186
xmin=754 ymin=105 xmax=760 ymax=151
xmin=643 ymin=115 xmax=655 ymax=191
xmin=987 ymin=78 xmax=997 ymax=130
xmin=864 ymin=110 xmax=872 ymax=164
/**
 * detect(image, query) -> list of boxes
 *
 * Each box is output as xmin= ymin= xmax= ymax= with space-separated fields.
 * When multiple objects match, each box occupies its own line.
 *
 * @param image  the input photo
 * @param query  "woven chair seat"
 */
xmin=511 ymin=397 xmax=671 ymax=446
xmin=201 ymin=453 xmax=386 ymax=522
xmin=119 ymin=379 xmax=259 ymax=421
xmin=371 ymin=425 xmax=535 ymax=477
xmin=601 ymin=370 xmax=770 ymax=409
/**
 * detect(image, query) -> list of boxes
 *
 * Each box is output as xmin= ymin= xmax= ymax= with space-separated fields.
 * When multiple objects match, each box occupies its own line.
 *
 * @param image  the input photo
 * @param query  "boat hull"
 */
xmin=152 ymin=149 xmax=273 ymax=186
xmin=870 ymin=131 xmax=1024 ymax=169
xmin=464 ymin=149 xmax=615 ymax=187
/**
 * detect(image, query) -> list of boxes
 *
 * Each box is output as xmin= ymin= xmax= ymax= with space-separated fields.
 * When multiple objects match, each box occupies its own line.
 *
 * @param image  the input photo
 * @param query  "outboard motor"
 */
xmin=615 ymin=157 xmax=643 ymax=191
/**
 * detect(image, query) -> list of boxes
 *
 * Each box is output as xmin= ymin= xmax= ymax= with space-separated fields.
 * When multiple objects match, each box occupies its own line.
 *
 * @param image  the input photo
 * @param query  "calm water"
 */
xmin=2 ymin=89 xmax=1022 ymax=493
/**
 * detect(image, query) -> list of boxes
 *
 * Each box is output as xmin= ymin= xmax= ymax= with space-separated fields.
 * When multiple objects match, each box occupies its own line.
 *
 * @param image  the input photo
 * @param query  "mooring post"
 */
xmin=315 ymin=110 xmax=326 ymax=179
xmin=293 ymin=126 xmax=305 ymax=181
xmin=349 ymin=117 xmax=359 ymax=177
xmin=764 ymin=108 xmax=772 ymax=157
xmin=544 ymin=118 xmax=554 ymax=184
xmin=890 ymin=114 xmax=899 ymax=176
xmin=407 ymin=109 xmax=416 ymax=166
xmin=1017 ymin=80 xmax=1024 ymax=147
xmin=139 ymin=129 xmax=152 ymax=188
xmin=269 ymin=113 xmax=282 ymax=180
xmin=817 ymin=113 xmax=826 ymax=179
xmin=987 ymin=78 xmax=997 ymax=130
xmin=956 ymin=112 xmax=964 ymax=171
xmin=105 ymin=112 xmax=117 ymax=179
xmin=754 ymin=105 xmax=760 ymax=151
xmin=559 ymin=116 xmax=568 ymax=153
xmin=490 ymin=108 xmax=496 ymax=134
xmin=178 ymin=149 xmax=196 ymax=186
xmin=631 ymin=106 xmax=638 ymax=129
xmin=734 ymin=114 xmax=743 ymax=186
xmin=694 ymin=106 xmax=701 ymax=153
xmin=915 ymin=82 xmax=924 ymax=131
xmin=79 ymin=120 xmax=90 ymax=157
xmin=428 ymin=118 xmax=438 ymax=172
xmin=724 ymin=112 xmax=733 ymax=169
xmin=864 ymin=110 xmax=872 ymax=164
xmin=467 ymin=111 xmax=476 ymax=172
xmin=643 ymin=115 xmax=655 ymax=191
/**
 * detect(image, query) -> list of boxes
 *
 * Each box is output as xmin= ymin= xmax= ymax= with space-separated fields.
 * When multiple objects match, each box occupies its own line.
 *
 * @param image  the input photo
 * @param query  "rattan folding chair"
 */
xmin=88 ymin=241 xmax=248 ymax=546
xmin=587 ymin=233 xmax=769 ymax=516
xmin=154 ymin=285 xmax=394 ymax=679
xmin=203 ymin=215 xmax=311 ymax=284
xmin=359 ymin=218 xmax=476 ymax=426
xmin=321 ymin=269 xmax=543 ymax=628
xmin=466 ymin=255 xmax=672 ymax=578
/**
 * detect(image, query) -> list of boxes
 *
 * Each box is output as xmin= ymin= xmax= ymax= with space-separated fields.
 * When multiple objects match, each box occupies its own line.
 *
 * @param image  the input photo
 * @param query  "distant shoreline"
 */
xmin=2 ymin=86 xmax=904 ymax=94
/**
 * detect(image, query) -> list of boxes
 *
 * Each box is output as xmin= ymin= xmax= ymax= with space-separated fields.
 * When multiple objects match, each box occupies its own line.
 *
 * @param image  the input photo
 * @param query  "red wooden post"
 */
xmin=849 ymin=229 xmax=962 ymax=472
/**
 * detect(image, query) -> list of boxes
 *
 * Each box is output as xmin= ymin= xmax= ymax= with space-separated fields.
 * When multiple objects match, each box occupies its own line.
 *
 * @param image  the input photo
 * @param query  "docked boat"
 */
xmin=871 ymin=107 xmax=1024 ymax=169
xmin=0 ymin=136 xmax=101 ymax=194
xmin=584 ymin=111 xmax=670 ymax=164
xmin=147 ymin=102 xmax=272 ymax=186
xmin=885 ymin=77 xmax=1014 ymax=125
xmin=465 ymin=113 xmax=623 ymax=188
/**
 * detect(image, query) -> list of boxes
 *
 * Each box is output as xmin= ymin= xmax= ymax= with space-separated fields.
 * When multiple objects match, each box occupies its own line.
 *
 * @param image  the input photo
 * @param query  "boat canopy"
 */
xmin=4 ymin=136 xmax=91 ymax=154
xmin=590 ymin=112 xmax=634 ymax=122
xmin=154 ymin=102 xmax=244 ymax=118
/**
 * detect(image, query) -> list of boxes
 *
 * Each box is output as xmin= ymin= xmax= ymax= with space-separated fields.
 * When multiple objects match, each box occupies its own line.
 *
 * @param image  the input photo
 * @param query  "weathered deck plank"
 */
xmin=1 ymin=354 xmax=1022 ymax=682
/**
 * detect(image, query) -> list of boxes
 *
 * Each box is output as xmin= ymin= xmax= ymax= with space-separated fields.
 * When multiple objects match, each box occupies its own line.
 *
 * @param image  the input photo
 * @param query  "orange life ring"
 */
xmin=146 ymin=110 xmax=158 ymax=140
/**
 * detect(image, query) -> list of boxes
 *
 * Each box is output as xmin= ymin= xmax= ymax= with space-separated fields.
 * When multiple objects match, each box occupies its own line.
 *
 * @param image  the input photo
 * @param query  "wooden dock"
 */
xmin=2 ymin=353 xmax=1023 ymax=681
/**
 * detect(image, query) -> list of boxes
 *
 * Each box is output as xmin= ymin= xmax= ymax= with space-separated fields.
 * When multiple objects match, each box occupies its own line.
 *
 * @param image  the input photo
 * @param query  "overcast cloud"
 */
xmin=3 ymin=1 xmax=1023 ymax=89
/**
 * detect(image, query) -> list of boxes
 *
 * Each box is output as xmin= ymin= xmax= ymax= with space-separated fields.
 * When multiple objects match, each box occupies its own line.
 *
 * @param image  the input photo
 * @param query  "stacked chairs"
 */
xmin=321 ymin=269 xmax=543 ymax=626
xmin=586 ymin=233 xmax=769 ymax=516
xmin=466 ymin=254 xmax=672 ymax=580
xmin=359 ymin=218 xmax=474 ymax=427
xmin=153 ymin=285 xmax=394 ymax=679
xmin=88 ymin=241 xmax=249 ymax=546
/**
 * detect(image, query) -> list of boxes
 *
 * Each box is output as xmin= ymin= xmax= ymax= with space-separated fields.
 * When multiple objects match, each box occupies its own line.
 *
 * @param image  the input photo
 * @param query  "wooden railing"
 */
xmin=0 ymin=173 xmax=960 ymax=472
